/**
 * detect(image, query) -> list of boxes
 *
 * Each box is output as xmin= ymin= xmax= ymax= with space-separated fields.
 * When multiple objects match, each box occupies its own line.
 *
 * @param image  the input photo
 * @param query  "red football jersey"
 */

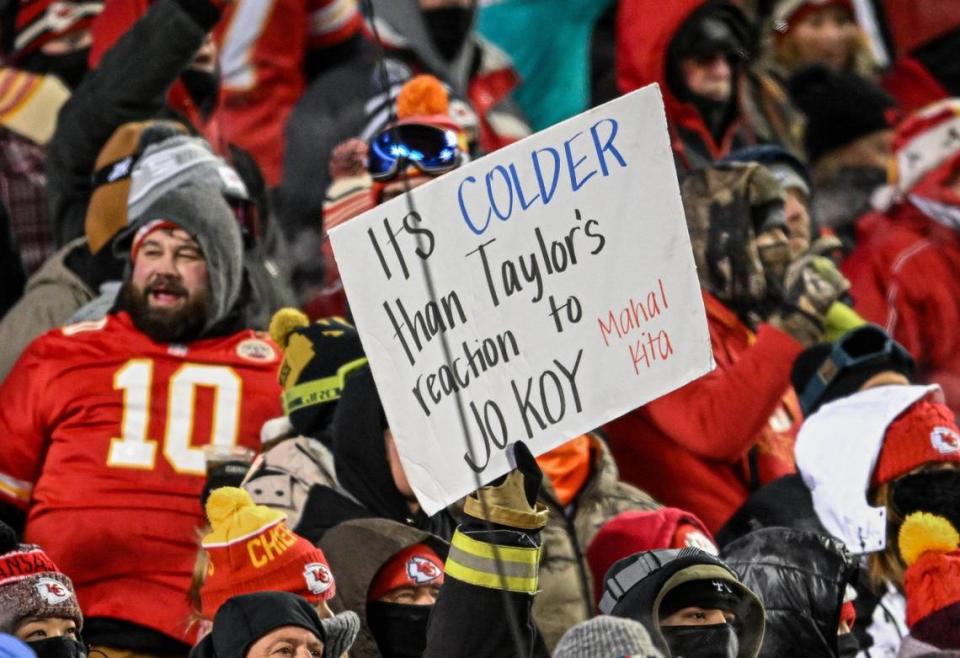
xmin=214 ymin=0 xmax=362 ymax=184
xmin=0 ymin=312 xmax=282 ymax=642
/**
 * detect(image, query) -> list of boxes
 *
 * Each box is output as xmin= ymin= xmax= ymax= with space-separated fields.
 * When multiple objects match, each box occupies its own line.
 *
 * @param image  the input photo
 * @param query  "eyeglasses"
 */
xmin=368 ymin=123 xmax=462 ymax=182
xmin=799 ymin=325 xmax=915 ymax=414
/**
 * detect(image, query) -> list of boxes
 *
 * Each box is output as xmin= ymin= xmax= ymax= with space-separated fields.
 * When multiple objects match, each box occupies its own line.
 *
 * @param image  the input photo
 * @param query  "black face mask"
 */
xmin=421 ymin=7 xmax=473 ymax=62
xmin=27 ymin=637 xmax=87 ymax=658
xmin=180 ymin=68 xmax=220 ymax=118
xmin=661 ymin=623 xmax=740 ymax=658
xmin=892 ymin=470 xmax=960 ymax=531
xmin=837 ymin=632 xmax=860 ymax=658
xmin=366 ymin=601 xmax=432 ymax=658
xmin=19 ymin=48 xmax=90 ymax=91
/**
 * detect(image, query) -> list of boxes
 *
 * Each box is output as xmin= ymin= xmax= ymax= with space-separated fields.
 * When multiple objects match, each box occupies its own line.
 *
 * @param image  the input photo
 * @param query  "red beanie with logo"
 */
xmin=200 ymin=487 xmax=336 ymax=620
xmin=872 ymin=400 xmax=960 ymax=488
xmin=367 ymin=544 xmax=445 ymax=603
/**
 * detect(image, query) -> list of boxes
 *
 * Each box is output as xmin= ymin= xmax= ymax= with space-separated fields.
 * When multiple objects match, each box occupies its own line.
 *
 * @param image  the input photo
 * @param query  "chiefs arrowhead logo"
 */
xmin=407 ymin=556 xmax=442 ymax=585
xmin=931 ymin=426 xmax=960 ymax=455
xmin=303 ymin=562 xmax=334 ymax=596
xmin=35 ymin=578 xmax=73 ymax=605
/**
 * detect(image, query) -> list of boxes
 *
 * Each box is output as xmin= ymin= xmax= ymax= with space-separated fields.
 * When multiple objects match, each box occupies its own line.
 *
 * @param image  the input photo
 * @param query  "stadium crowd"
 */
xmin=2 ymin=0 xmax=960 ymax=657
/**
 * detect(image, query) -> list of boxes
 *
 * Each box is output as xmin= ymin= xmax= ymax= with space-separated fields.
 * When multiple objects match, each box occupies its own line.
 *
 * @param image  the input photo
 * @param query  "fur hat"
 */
xmin=0 ymin=523 xmax=82 ymax=635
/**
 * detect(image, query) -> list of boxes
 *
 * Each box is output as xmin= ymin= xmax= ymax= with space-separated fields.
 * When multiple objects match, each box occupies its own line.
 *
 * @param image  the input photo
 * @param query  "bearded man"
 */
xmin=0 ymin=181 xmax=282 ymax=657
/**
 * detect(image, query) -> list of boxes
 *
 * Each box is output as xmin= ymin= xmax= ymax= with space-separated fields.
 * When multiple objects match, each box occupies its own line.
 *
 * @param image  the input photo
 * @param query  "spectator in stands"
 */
xmin=721 ymin=527 xmax=860 ymax=657
xmin=604 ymin=162 xmax=851 ymax=533
xmin=47 ymin=0 xmax=292 ymax=315
xmin=307 ymin=74 xmax=465 ymax=318
xmin=599 ymin=548 xmax=766 ymax=658
xmin=845 ymin=100 xmax=960 ymax=414
xmin=532 ymin=434 xmax=660 ymax=650
xmin=586 ymin=508 xmax=718 ymax=607
xmin=723 ymin=326 xmax=960 ymax=656
xmin=281 ymin=0 xmax=530 ymax=272
xmin=765 ymin=0 xmax=874 ymax=77
xmin=189 ymin=591 xmax=358 ymax=658
xmin=616 ymin=0 xmax=754 ymax=174
xmin=0 ymin=181 xmax=283 ymax=655
xmin=320 ymin=442 xmax=551 ymax=657
xmin=0 ymin=522 xmax=86 ymax=658
xmin=0 ymin=1 xmax=99 ymax=277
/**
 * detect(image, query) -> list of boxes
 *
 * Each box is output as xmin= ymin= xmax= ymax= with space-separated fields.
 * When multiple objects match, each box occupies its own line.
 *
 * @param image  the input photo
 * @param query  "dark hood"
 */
xmin=721 ymin=527 xmax=856 ymax=658
xmin=365 ymin=0 xmax=477 ymax=95
xmin=601 ymin=548 xmax=765 ymax=657
xmin=318 ymin=518 xmax=448 ymax=658
xmin=330 ymin=366 xmax=455 ymax=540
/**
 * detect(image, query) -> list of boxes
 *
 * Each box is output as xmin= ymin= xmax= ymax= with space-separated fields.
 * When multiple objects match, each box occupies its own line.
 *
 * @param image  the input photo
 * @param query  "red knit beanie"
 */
xmin=899 ymin=512 xmax=960 ymax=647
xmin=367 ymin=544 xmax=445 ymax=603
xmin=585 ymin=508 xmax=716 ymax=605
xmin=200 ymin=487 xmax=336 ymax=620
xmin=871 ymin=401 xmax=960 ymax=488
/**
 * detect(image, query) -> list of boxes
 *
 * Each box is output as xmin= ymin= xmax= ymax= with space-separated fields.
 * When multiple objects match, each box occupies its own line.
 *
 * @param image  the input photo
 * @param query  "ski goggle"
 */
xmin=799 ymin=325 xmax=915 ymax=414
xmin=368 ymin=123 xmax=462 ymax=181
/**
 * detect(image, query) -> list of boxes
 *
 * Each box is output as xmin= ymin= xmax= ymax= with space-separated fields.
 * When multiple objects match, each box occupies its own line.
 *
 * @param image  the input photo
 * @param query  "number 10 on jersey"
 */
xmin=108 ymin=360 xmax=242 ymax=475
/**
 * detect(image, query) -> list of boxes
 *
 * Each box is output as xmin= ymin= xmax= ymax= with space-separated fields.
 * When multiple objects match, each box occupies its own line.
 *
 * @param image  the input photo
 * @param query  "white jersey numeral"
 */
xmin=108 ymin=360 xmax=242 ymax=475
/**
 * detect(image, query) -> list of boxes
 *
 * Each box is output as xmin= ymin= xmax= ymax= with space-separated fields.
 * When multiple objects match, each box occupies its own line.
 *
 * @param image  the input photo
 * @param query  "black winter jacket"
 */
xmin=721 ymin=527 xmax=858 ymax=658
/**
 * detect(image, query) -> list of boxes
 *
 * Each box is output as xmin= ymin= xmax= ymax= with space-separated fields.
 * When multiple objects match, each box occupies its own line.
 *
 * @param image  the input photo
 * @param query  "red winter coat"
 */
xmin=844 ymin=203 xmax=960 ymax=413
xmin=603 ymin=293 xmax=802 ymax=532
xmin=616 ymin=0 xmax=751 ymax=171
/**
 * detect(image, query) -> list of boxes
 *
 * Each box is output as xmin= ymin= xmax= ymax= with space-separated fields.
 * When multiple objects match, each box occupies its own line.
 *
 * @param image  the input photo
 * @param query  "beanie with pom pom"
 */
xmin=899 ymin=512 xmax=960 ymax=648
xmin=268 ymin=308 xmax=367 ymax=438
xmin=200 ymin=487 xmax=337 ymax=620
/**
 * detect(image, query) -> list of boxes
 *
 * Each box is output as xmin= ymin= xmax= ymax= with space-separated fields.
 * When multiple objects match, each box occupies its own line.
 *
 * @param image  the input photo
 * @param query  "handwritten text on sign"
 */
xmin=330 ymin=85 xmax=714 ymax=515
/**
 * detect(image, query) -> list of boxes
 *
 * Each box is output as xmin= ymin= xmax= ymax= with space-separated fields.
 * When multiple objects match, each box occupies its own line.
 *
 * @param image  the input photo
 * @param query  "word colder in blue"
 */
xmin=457 ymin=117 xmax=628 ymax=235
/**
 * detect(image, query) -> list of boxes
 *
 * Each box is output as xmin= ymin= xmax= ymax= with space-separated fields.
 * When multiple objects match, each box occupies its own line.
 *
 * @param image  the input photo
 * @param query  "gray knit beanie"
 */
xmin=553 ymin=616 xmax=664 ymax=658
xmin=115 ymin=181 xmax=245 ymax=334
xmin=0 ymin=524 xmax=82 ymax=635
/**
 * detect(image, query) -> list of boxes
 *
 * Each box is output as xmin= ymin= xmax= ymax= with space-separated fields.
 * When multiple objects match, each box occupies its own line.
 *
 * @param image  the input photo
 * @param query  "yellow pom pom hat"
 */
xmin=200 ymin=487 xmax=337 ymax=619
xmin=268 ymin=308 xmax=367 ymax=436
xmin=898 ymin=512 xmax=960 ymax=645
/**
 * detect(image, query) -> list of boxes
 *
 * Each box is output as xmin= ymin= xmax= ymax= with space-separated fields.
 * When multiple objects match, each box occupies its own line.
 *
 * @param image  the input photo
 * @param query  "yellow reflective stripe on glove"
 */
xmin=445 ymin=530 xmax=541 ymax=594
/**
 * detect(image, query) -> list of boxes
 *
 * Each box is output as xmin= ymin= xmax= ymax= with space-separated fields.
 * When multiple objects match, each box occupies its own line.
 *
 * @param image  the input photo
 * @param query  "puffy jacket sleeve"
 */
xmin=45 ymin=0 xmax=214 ymax=246
xmin=642 ymin=324 xmax=802 ymax=462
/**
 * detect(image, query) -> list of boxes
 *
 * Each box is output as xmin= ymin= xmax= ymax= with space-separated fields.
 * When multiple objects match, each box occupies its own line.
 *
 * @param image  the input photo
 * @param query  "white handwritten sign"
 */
xmin=330 ymin=84 xmax=713 ymax=515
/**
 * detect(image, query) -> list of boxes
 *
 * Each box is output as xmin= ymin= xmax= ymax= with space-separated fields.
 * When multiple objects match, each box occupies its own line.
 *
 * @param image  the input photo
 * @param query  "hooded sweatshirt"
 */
xmin=616 ymin=0 xmax=752 ymax=173
xmin=113 ymin=181 xmax=244 ymax=336
xmin=319 ymin=518 xmax=448 ymax=658
xmin=601 ymin=548 xmax=766 ymax=657
xmin=330 ymin=366 xmax=456 ymax=542
xmin=281 ymin=0 xmax=529 ymax=239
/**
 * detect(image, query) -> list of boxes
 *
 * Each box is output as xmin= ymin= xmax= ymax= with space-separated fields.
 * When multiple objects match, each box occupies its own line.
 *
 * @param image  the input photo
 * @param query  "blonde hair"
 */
xmin=771 ymin=24 xmax=876 ymax=78
xmin=866 ymin=482 xmax=906 ymax=591
xmin=186 ymin=528 xmax=210 ymax=634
